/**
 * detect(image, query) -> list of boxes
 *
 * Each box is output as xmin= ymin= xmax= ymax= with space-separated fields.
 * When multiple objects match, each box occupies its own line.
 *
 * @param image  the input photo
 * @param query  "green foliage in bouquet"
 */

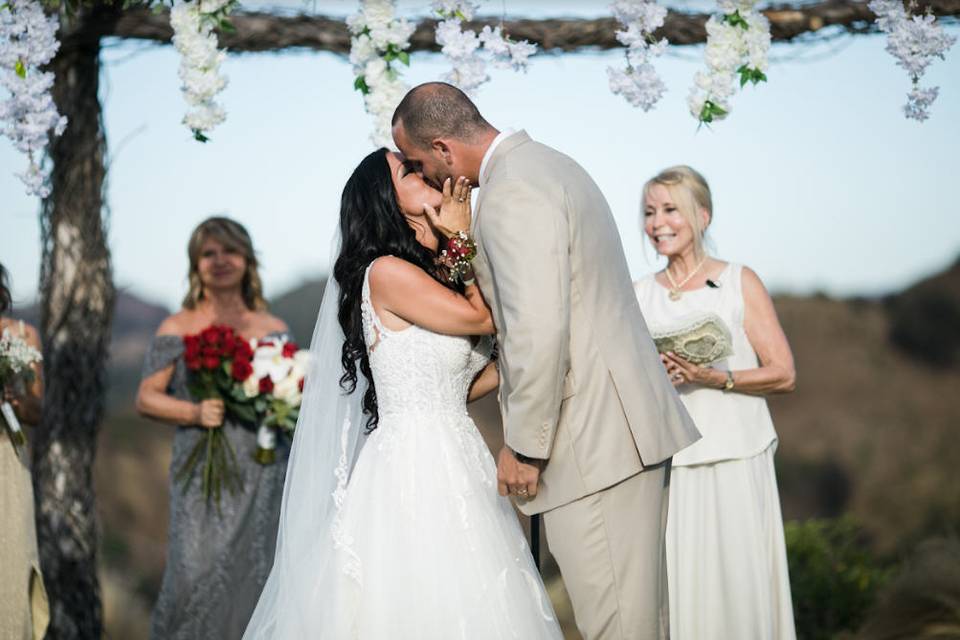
xmin=177 ymin=325 xmax=257 ymax=512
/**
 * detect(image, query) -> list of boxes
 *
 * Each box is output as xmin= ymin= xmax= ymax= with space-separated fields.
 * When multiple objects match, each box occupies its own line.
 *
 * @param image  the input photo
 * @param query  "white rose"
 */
xmin=271 ymin=374 xmax=302 ymax=407
xmin=242 ymin=374 xmax=260 ymax=398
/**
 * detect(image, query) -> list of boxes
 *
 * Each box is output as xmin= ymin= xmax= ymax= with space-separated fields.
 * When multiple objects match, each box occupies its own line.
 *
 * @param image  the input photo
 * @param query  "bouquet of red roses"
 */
xmin=178 ymin=324 xmax=258 ymax=510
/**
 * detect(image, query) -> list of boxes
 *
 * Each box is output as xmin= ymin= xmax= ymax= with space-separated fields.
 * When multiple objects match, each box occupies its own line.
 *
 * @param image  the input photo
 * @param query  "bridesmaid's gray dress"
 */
xmin=142 ymin=334 xmax=290 ymax=640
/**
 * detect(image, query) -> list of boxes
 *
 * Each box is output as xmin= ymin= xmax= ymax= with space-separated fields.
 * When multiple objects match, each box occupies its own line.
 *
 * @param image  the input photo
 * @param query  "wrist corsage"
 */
xmin=439 ymin=230 xmax=478 ymax=283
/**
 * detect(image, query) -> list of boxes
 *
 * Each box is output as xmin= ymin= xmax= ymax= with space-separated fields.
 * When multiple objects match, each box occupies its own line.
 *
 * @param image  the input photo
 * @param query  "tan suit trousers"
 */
xmin=544 ymin=461 xmax=672 ymax=640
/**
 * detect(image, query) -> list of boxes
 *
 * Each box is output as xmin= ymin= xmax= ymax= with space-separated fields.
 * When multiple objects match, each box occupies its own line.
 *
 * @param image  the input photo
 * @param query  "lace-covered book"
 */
xmin=650 ymin=312 xmax=734 ymax=366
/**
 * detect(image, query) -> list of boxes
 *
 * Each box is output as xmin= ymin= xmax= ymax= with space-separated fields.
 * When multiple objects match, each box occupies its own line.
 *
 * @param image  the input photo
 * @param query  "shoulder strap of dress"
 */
xmin=361 ymin=261 xmax=389 ymax=348
xmin=725 ymin=263 xmax=746 ymax=325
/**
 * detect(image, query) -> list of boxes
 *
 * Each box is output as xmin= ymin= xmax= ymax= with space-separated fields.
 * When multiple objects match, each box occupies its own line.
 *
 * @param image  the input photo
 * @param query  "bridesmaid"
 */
xmin=633 ymin=167 xmax=798 ymax=639
xmin=136 ymin=217 xmax=290 ymax=639
xmin=0 ymin=263 xmax=50 ymax=640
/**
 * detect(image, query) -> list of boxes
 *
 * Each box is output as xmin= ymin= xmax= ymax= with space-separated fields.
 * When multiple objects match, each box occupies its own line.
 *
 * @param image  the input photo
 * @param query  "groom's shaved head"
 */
xmin=392 ymin=82 xmax=492 ymax=148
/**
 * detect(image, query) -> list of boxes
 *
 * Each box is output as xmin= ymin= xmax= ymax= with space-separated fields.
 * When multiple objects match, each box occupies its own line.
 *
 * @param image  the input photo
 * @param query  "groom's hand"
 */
xmin=497 ymin=446 xmax=542 ymax=500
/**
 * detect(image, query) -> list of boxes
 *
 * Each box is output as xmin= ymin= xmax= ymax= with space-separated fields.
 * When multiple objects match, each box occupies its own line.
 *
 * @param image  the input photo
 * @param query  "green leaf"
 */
xmin=227 ymin=402 xmax=257 ymax=424
xmin=218 ymin=18 xmax=236 ymax=34
xmin=193 ymin=129 xmax=210 ymax=143
xmin=398 ymin=51 xmax=410 ymax=66
xmin=354 ymin=75 xmax=369 ymax=95
xmin=698 ymin=100 xmax=728 ymax=125
xmin=723 ymin=10 xmax=749 ymax=29
xmin=384 ymin=50 xmax=397 ymax=63
xmin=15 ymin=59 xmax=26 ymax=79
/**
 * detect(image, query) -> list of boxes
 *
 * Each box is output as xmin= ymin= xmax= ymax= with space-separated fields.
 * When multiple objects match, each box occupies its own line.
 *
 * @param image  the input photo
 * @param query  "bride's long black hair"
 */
xmin=334 ymin=148 xmax=452 ymax=432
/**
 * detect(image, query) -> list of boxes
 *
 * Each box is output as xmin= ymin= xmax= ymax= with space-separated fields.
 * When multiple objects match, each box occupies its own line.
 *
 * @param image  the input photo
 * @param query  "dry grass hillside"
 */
xmin=18 ymin=257 xmax=957 ymax=639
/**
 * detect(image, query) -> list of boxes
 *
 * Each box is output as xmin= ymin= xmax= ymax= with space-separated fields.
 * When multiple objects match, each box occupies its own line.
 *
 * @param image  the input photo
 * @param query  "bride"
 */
xmin=243 ymin=148 xmax=562 ymax=639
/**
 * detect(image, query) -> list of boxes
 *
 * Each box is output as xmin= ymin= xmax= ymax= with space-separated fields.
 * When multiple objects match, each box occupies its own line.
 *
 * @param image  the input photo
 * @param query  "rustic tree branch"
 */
xmin=35 ymin=4 xmax=120 ymax=638
xmin=101 ymin=0 xmax=960 ymax=53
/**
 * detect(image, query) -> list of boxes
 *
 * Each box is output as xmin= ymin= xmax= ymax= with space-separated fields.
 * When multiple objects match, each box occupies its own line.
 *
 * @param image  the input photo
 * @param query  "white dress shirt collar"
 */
xmin=479 ymin=128 xmax=517 ymax=188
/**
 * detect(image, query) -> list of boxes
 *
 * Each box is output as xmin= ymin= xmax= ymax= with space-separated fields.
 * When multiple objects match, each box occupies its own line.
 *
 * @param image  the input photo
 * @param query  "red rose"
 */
xmin=259 ymin=376 xmax=274 ymax=394
xmin=186 ymin=356 xmax=202 ymax=371
xmin=231 ymin=358 xmax=253 ymax=381
xmin=202 ymin=345 xmax=220 ymax=359
xmin=282 ymin=342 xmax=298 ymax=358
xmin=234 ymin=339 xmax=254 ymax=361
xmin=222 ymin=339 xmax=237 ymax=358
xmin=201 ymin=326 xmax=222 ymax=347
xmin=184 ymin=337 xmax=201 ymax=360
xmin=202 ymin=355 xmax=220 ymax=370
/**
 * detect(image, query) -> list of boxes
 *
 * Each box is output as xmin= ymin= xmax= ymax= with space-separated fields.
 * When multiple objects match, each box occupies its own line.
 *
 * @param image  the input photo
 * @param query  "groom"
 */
xmin=392 ymin=83 xmax=700 ymax=640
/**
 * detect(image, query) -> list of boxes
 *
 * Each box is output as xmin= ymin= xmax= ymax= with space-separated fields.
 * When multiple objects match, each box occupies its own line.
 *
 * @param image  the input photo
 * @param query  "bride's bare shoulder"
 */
xmin=369 ymin=256 xmax=430 ymax=289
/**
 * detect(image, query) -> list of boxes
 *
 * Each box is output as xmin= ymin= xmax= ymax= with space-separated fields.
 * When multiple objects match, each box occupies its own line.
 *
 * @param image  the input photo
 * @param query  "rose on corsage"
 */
xmin=439 ymin=230 xmax=477 ymax=283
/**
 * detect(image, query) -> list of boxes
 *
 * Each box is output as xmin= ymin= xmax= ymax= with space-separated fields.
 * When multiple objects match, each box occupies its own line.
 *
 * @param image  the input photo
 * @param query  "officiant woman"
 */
xmin=632 ymin=166 xmax=798 ymax=640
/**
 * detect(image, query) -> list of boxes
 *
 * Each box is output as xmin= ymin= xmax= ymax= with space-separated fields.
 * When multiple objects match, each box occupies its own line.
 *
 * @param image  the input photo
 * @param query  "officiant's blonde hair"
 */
xmin=643 ymin=166 xmax=713 ymax=259
xmin=183 ymin=217 xmax=267 ymax=311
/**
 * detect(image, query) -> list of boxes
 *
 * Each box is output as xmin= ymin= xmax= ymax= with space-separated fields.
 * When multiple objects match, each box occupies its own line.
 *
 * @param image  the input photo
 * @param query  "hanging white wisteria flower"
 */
xmin=0 ymin=0 xmax=67 ymax=198
xmin=869 ymin=0 xmax=956 ymax=122
xmin=348 ymin=0 xmax=415 ymax=147
xmin=433 ymin=0 xmax=537 ymax=96
xmin=688 ymin=0 xmax=771 ymax=125
xmin=170 ymin=0 xmax=238 ymax=142
xmin=607 ymin=0 xmax=669 ymax=112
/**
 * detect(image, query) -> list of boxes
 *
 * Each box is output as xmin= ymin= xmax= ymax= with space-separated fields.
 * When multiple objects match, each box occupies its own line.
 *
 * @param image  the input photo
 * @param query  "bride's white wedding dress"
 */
xmin=244 ymin=262 xmax=562 ymax=639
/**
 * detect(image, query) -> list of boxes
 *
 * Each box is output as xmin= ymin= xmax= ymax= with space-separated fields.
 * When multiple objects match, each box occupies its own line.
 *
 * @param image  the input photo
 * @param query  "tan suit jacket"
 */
xmin=472 ymin=131 xmax=701 ymax=515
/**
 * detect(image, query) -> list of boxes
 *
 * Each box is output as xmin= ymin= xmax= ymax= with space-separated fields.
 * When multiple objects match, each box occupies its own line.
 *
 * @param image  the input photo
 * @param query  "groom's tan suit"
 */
xmin=471 ymin=131 xmax=701 ymax=640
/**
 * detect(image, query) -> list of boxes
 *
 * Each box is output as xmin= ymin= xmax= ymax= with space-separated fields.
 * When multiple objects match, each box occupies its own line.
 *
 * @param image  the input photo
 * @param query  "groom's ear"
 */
xmin=431 ymin=139 xmax=454 ymax=165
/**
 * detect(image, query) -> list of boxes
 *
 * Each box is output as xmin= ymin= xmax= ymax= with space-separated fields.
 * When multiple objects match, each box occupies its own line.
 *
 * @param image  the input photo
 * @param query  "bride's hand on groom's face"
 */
xmin=422 ymin=176 xmax=472 ymax=239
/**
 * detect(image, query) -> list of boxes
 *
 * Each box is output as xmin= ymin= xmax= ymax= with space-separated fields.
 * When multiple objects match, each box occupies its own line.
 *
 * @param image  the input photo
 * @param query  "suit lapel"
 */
xmin=472 ymin=130 xmax=531 ymax=236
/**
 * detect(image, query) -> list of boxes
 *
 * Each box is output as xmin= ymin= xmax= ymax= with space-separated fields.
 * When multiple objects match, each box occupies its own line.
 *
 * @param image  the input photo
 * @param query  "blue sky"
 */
xmin=2 ymin=1 xmax=958 ymax=311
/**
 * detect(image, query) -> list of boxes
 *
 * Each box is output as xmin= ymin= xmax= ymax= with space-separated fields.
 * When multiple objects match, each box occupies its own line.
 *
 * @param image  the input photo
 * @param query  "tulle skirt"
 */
xmin=325 ymin=410 xmax=561 ymax=639
xmin=667 ymin=442 xmax=797 ymax=640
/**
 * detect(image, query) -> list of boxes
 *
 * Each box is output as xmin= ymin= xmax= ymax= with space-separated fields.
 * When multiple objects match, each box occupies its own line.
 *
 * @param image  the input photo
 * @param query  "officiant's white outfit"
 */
xmin=471 ymin=130 xmax=701 ymax=640
xmin=634 ymin=263 xmax=797 ymax=640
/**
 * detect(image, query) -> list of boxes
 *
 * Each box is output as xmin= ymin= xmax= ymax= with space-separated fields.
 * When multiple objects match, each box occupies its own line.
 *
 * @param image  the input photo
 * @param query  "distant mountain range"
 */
xmin=13 ymin=257 xmax=959 ymax=409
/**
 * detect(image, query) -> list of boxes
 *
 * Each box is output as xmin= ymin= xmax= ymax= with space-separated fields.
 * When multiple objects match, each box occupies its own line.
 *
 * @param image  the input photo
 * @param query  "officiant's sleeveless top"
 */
xmin=634 ymin=263 xmax=777 ymax=466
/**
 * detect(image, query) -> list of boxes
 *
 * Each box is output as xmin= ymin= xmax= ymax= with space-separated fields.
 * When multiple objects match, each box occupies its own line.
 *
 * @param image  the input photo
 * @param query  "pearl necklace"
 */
xmin=665 ymin=258 xmax=707 ymax=301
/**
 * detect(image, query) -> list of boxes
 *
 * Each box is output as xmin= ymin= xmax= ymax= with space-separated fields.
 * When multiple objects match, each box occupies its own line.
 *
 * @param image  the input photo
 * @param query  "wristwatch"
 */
xmin=723 ymin=370 xmax=735 ymax=391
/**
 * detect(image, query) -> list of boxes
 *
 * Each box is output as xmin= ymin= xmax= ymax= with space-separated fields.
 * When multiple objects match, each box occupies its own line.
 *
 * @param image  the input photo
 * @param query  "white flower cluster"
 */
xmin=242 ymin=337 xmax=309 ymax=407
xmin=869 ymin=0 xmax=956 ymax=121
xmin=688 ymin=0 xmax=770 ymax=124
xmin=0 ymin=325 xmax=42 ymax=381
xmin=170 ymin=0 xmax=236 ymax=142
xmin=348 ymin=0 xmax=415 ymax=147
xmin=607 ymin=0 xmax=669 ymax=112
xmin=0 ymin=0 xmax=67 ymax=198
xmin=433 ymin=1 xmax=537 ymax=96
